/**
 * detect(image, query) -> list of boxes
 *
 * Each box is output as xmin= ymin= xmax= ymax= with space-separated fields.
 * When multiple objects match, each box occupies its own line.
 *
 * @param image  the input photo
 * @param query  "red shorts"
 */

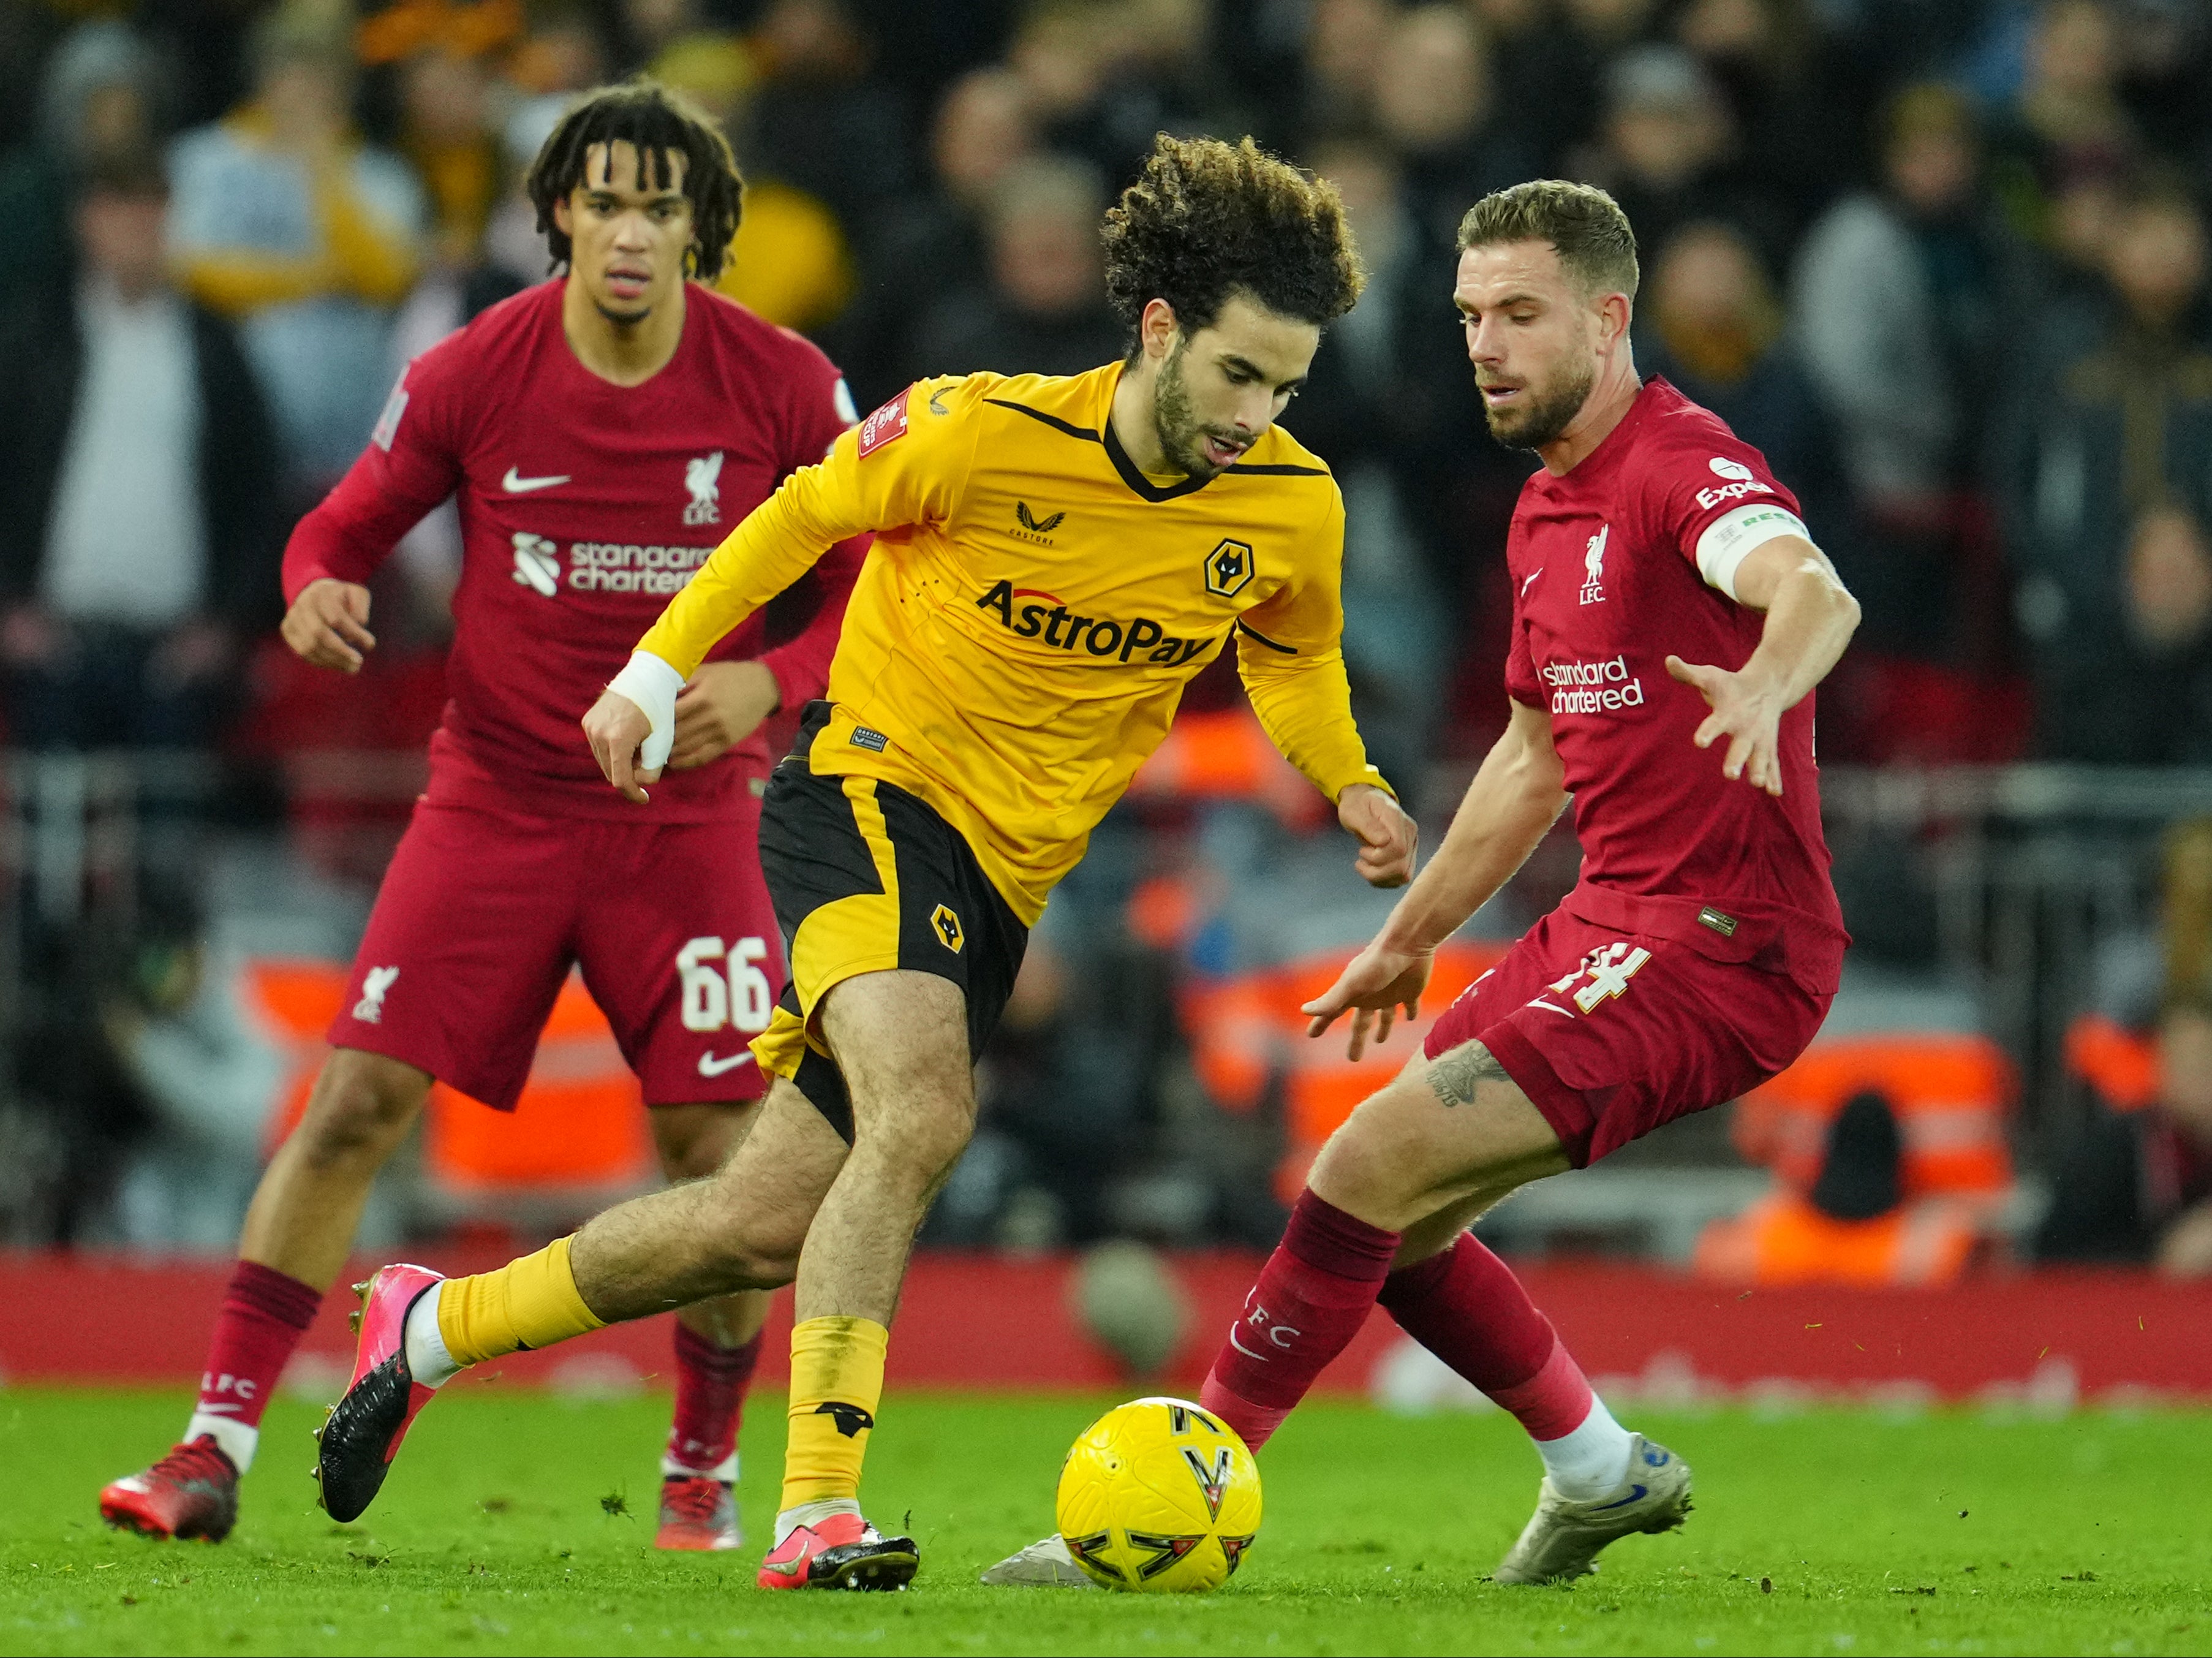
xmin=1422 ymin=904 xmax=1833 ymax=1168
xmin=328 ymin=799 xmax=782 ymax=1110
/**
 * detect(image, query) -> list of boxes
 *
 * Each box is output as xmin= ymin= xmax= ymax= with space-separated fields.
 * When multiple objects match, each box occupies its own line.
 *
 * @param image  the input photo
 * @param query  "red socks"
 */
xmin=1378 ymin=1232 xmax=1595 ymax=1440
xmin=183 ymin=1269 xmax=766 ymax=1483
xmin=184 ymin=1261 xmax=322 ymax=1470
xmin=664 ymin=1323 xmax=761 ymax=1479
xmin=1206 ymin=1210 xmax=1602 ymax=1458
xmin=1199 ymin=1192 xmax=1399 ymax=1452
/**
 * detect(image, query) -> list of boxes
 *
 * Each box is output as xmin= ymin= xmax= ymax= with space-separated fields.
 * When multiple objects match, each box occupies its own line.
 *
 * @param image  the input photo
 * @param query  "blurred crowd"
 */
xmin=5 ymin=0 xmax=2212 ymax=1265
xmin=10 ymin=0 xmax=2212 ymax=766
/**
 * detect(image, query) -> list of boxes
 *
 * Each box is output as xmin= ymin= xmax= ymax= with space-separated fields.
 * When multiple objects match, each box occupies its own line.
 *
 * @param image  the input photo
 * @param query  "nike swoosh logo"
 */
xmin=1590 ymin=1483 xmax=1649 ymax=1511
xmin=698 ymin=1051 xmax=752 ymax=1077
xmin=1521 ymin=570 xmax=1543 ymax=597
xmin=760 ymin=1555 xmax=803 ymax=1577
xmin=1228 ymin=1326 xmax=1269 ymax=1363
xmin=1524 ymin=998 xmax=1574 ymax=1016
xmin=502 ymin=467 xmax=570 ymax=493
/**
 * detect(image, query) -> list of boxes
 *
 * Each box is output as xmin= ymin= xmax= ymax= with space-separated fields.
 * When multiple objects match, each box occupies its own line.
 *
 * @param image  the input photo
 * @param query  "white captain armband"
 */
xmin=1694 ymin=503 xmax=1812 ymax=600
xmin=606 ymin=649 xmax=687 ymax=771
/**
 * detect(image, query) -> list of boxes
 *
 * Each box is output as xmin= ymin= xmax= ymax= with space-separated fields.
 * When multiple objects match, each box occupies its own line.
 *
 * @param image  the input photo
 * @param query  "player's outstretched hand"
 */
xmin=1665 ymin=654 xmax=1785 ymax=796
xmin=281 ymin=578 xmax=376 ymax=673
xmin=670 ymin=660 xmax=781 ymax=770
xmin=1302 ymin=941 xmax=1432 ymax=1061
xmin=1340 ymin=784 xmax=1417 ymax=888
xmin=583 ymin=687 xmax=660 ymax=804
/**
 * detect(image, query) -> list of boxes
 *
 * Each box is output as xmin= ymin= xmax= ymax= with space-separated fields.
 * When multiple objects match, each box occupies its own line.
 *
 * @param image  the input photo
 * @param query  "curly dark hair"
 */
xmin=525 ymin=80 xmax=743 ymax=281
xmin=1101 ymin=134 xmax=1365 ymax=347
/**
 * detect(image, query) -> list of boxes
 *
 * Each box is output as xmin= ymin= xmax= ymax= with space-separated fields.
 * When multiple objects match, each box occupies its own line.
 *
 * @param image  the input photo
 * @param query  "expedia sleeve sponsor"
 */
xmin=1653 ymin=441 xmax=1810 ymax=602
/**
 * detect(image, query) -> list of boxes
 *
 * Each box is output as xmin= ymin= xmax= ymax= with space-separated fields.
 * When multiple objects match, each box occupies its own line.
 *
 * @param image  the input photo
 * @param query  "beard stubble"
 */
xmin=1483 ymin=357 xmax=1596 ymax=452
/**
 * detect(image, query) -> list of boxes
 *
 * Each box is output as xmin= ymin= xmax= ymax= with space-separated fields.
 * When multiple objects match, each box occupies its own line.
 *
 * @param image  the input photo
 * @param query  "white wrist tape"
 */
xmin=1695 ymin=503 xmax=1811 ymax=600
xmin=606 ymin=649 xmax=686 ymax=771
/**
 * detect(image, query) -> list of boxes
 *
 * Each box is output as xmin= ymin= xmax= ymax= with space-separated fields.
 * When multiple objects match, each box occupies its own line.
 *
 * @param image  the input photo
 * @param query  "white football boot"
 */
xmin=980 ymin=1534 xmax=1099 ymax=1588
xmin=1492 ymin=1433 xmax=1692 ymax=1584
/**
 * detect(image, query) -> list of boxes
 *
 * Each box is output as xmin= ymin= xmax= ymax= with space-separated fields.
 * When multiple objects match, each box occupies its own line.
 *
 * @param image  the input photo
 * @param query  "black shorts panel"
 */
xmin=752 ymin=722 xmax=1028 ymax=1142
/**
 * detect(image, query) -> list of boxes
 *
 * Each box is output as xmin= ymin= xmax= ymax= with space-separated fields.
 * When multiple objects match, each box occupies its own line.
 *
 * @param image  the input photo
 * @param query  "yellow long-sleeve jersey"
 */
xmin=637 ymin=362 xmax=1390 ymax=923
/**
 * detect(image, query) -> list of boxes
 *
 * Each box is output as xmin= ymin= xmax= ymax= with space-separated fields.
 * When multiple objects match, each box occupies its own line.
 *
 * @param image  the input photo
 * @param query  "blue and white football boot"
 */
xmin=1492 ymin=1433 xmax=1692 ymax=1584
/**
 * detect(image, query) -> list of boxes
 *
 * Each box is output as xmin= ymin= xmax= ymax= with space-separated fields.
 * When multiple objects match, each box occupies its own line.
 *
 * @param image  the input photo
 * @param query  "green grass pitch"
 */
xmin=4 ymin=1387 xmax=2206 ymax=1655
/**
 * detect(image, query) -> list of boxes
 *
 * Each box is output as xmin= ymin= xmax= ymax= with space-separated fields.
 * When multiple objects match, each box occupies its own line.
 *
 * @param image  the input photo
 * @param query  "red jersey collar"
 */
xmin=1530 ymin=376 xmax=1683 ymax=493
xmin=547 ymin=277 xmax=705 ymax=396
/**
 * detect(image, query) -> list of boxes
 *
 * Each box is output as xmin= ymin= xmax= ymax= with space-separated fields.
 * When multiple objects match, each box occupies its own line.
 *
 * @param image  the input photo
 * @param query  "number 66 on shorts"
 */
xmin=326 ymin=804 xmax=787 ymax=1111
xmin=678 ymin=935 xmax=774 ymax=1034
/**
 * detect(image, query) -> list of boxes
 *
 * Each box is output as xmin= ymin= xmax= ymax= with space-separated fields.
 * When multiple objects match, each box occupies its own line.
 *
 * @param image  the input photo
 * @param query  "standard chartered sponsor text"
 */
xmin=567 ymin=540 xmax=714 ymax=595
xmin=1544 ymin=653 xmax=1646 ymax=714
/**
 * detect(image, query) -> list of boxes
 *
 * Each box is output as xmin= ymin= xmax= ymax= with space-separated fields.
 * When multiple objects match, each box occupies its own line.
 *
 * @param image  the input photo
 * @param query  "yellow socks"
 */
xmin=436 ymin=1236 xmax=606 ymax=1367
xmin=780 ymin=1316 xmax=889 ymax=1513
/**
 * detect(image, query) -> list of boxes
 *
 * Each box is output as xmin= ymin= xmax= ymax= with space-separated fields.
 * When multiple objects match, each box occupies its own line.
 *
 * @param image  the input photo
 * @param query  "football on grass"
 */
xmin=1054 ymin=1396 xmax=1262 ymax=1592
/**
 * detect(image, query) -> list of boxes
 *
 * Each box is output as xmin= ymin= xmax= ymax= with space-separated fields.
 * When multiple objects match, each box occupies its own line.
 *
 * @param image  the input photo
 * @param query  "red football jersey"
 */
xmin=1504 ymin=378 xmax=1847 ymax=988
xmin=284 ymin=279 xmax=864 ymax=821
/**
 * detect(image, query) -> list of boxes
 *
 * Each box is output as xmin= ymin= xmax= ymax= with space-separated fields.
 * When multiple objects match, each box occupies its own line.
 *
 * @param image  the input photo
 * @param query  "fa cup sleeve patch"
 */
xmin=370 ymin=373 xmax=409 ymax=452
xmin=856 ymin=390 xmax=911 ymax=457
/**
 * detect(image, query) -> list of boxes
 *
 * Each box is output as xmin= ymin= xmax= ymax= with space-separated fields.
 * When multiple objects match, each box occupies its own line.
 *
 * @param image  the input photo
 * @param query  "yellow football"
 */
xmin=1054 ymin=1395 xmax=1262 ymax=1592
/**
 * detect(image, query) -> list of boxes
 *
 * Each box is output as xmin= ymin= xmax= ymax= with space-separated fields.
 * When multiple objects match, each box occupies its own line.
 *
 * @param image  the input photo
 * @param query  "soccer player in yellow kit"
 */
xmin=317 ymin=135 xmax=1418 ymax=1590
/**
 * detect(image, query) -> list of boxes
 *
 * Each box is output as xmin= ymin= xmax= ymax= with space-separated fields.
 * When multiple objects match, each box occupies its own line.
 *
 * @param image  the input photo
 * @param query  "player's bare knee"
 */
xmin=687 ymin=1200 xmax=801 ymax=1291
xmin=650 ymin=1100 xmax=749 ymax=1183
xmin=1306 ymin=1108 xmax=1417 ymax=1228
xmin=725 ymin=1235 xmax=801 ymax=1291
xmin=741 ymin=1203 xmax=814 ymax=1287
xmin=658 ymin=1143 xmax=719 ymax=1184
xmin=1311 ymin=1047 xmax=1558 ymax=1231
xmin=295 ymin=1054 xmax=429 ymax=1168
xmin=855 ymin=1092 xmax=974 ymax=1195
xmin=1391 ymin=1190 xmax=1512 ymax=1268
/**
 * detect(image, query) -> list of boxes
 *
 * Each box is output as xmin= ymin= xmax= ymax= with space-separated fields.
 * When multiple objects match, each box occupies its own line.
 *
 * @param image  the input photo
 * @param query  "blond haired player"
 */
xmin=316 ymin=134 xmax=1418 ymax=1591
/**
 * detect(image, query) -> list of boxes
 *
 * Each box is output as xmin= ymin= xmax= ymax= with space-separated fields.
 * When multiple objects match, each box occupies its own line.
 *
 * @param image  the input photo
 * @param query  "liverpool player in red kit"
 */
xmin=99 ymin=85 xmax=861 ymax=1551
xmin=1002 ymin=180 xmax=1859 ymax=1588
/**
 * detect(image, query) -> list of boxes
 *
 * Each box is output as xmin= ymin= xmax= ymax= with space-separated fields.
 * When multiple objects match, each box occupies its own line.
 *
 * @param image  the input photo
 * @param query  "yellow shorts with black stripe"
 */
xmin=750 ymin=713 xmax=1029 ymax=1142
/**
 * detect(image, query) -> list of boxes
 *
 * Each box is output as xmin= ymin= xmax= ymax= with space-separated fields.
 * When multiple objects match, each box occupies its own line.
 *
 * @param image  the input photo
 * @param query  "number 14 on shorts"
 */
xmin=678 ymin=935 xmax=774 ymax=1034
xmin=1539 ymin=941 xmax=1651 ymax=1016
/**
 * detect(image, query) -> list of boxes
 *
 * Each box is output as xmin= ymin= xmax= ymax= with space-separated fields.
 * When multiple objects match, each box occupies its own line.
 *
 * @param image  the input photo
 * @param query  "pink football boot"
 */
xmin=312 ymin=1263 xmax=445 ymax=1522
xmin=757 ymin=1511 xmax=918 ymax=1591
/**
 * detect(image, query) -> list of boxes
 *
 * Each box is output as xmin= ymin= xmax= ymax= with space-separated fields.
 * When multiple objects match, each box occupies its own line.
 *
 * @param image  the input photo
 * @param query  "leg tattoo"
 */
xmin=1427 ymin=1042 xmax=1512 ymax=1110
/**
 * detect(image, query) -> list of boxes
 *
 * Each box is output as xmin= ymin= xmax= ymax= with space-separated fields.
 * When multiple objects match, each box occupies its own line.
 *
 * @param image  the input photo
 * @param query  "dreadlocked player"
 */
xmin=99 ymin=81 xmax=865 ymax=1553
xmin=315 ymin=132 xmax=1418 ymax=1591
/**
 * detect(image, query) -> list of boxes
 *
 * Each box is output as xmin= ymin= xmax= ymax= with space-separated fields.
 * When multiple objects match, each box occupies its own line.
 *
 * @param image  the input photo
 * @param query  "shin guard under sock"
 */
xmin=666 ymin=1324 xmax=762 ymax=1480
xmin=436 ymin=1236 xmax=605 ymax=1368
xmin=186 ymin=1262 xmax=322 ymax=1471
xmin=1380 ymin=1233 xmax=1628 ymax=1493
xmin=1199 ymin=1191 xmax=1399 ymax=1452
xmin=779 ymin=1316 xmax=887 ymax=1513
